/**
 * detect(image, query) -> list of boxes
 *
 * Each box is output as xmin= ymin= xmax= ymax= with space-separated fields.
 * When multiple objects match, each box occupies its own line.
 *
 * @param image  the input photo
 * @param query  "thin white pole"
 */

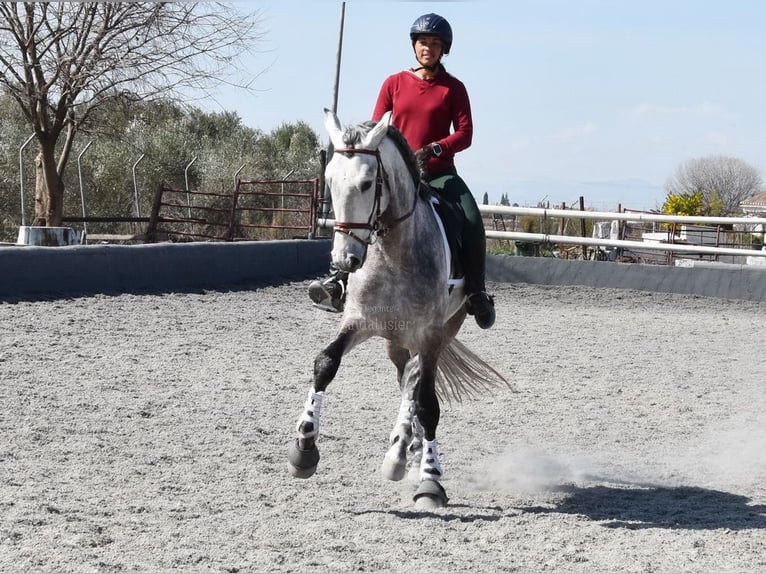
xmin=331 ymin=2 xmax=346 ymax=114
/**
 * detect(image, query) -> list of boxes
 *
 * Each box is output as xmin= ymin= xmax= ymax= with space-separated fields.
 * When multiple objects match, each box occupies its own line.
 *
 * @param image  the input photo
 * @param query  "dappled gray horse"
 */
xmin=288 ymin=110 xmax=505 ymax=508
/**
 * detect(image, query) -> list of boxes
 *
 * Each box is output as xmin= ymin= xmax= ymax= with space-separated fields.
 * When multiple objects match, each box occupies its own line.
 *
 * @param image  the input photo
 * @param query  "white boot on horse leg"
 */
xmin=287 ymin=389 xmax=324 ymax=478
xmin=413 ymin=439 xmax=449 ymax=509
xmin=381 ymin=399 xmax=415 ymax=481
xmin=407 ymin=418 xmax=424 ymax=482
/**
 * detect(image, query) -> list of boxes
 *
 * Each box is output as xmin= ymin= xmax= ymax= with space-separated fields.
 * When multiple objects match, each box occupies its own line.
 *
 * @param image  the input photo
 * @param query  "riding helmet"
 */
xmin=409 ymin=13 xmax=452 ymax=54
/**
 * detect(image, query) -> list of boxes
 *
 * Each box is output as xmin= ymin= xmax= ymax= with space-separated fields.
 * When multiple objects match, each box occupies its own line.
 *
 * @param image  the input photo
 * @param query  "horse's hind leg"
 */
xmin=287 ymin=329 xmax=360 ymax=479
xmin=381 ymin=342 xmax=415 ymax=481
xmin=412 ymin=348 xmax=449 ymax=509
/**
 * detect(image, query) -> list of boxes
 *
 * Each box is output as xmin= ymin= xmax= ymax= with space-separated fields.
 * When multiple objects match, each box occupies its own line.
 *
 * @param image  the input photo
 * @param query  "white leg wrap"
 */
xmin=296 ymin=389 xmax=324 ymax=440
xmin=389 ymin=399 xmax=415 ymax=445
xmin=419 ymin=439 xmax=443 ymax=482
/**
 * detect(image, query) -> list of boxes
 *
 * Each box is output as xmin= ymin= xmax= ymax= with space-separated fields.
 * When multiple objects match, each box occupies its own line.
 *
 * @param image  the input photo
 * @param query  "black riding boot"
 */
xmin=308 ymin=269 xmax=348 ymax=313
xmin=462 ymin=225 xmax=496 ymax=329
xmin=466 ymin=291 xmax=495 ymax=329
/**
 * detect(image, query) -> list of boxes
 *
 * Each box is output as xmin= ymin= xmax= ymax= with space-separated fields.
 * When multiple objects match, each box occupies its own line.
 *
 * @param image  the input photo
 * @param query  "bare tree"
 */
xmin=665 ymin=156 xmax=763 ymax=216
xmin=0 ymin=2 xmax=265 ymax=226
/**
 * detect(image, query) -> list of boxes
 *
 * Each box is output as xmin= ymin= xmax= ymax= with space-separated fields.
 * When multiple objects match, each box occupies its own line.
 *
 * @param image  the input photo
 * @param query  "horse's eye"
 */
xmin=360 ymin=181 xmax=373 ymax=193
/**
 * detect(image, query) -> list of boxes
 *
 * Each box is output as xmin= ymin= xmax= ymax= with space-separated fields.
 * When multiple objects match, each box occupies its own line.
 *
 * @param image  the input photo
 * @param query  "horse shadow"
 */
xmin=351 ymin=503 xmax=507 ymax=523
xmin=353 ymin=485 xmax=766 ymax=529
xmin=521 ymin=484 xmax=766 ymax=530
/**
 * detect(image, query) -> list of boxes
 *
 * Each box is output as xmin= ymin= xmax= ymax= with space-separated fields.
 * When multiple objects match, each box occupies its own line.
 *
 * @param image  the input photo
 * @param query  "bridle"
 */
xmin=331 ymin=147 xmax=418 ymax=247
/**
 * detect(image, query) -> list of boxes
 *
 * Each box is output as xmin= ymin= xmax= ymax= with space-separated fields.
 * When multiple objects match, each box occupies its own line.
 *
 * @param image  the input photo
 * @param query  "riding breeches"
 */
xmin=425 ymin=170 xmax=487 ymax=294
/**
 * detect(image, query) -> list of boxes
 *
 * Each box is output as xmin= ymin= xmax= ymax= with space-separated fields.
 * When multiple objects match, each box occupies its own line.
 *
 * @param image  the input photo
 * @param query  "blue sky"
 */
xmin=202 ymin=1 xmax=766 ymax=210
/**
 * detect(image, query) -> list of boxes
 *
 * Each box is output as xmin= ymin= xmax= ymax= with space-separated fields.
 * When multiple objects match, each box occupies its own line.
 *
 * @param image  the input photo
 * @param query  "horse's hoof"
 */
xmin=380 ymin=457 xmax=407 ymax=481
xmin=413 ymin=480 xmax=449 ymax=509
xmin=287 ymin=440 xmax=320 ymax=478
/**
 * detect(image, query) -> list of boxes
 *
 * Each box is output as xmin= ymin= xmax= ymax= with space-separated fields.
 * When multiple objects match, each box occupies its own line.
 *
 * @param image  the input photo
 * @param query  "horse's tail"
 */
xmin=436 ymin=338 xmax=513 ymax=403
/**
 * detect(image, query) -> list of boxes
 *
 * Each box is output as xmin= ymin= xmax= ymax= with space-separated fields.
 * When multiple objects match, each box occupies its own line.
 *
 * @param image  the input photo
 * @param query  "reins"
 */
xmin=332 ymin=147 xmax=419 ymax=246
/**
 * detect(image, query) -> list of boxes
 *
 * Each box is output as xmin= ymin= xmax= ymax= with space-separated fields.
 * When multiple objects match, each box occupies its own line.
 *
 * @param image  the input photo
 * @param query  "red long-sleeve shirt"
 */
xmin=372 ymin=68 xmax=473 ymax=175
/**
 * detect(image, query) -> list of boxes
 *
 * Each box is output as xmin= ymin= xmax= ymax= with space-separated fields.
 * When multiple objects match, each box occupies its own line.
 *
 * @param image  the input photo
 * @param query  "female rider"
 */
xmin=310 ymin=13 xmax=495 ymax=329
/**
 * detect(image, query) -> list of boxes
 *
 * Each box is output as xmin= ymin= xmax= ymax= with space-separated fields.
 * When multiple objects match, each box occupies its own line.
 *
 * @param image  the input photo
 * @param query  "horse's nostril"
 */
xmin=347 ymin=255 xmax=361 ymax=271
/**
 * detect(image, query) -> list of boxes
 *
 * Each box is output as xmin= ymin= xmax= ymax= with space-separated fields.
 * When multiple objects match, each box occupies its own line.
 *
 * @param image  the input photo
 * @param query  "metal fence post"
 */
xmin=77 ymin=141 xmax=93 ymax=234
xmin=280 ymin=169 xmax=295 ymax=210
xmin=18 ymin=133 xmax=35 ymax=227
xmin=227 ymin=164 xmax=246 ymax=240
xmin=233 ymin=163 xmax=245 ymax=189
xmin=132 ymin=153 xmax=146 ymax=218
xmin=184 ymin=156 xmax=197 ymax=218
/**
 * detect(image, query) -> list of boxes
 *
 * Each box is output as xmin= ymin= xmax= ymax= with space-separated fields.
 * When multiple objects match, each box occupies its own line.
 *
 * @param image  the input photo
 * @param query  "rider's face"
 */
xmin=414 ymin=35 xmax=443 ymax=67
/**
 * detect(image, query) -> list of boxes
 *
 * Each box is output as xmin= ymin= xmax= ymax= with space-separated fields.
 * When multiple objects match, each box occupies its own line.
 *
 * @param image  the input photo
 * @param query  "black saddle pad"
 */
xmin=422 ymin=183 xmax=464 ymax=280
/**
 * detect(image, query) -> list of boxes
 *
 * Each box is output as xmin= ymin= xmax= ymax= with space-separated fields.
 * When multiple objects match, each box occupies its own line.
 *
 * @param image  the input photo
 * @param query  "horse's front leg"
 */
xmin=380 ymin=342 xmax=414 ymax=481
xmin=287 ymin=328 xmax=360 ymax=478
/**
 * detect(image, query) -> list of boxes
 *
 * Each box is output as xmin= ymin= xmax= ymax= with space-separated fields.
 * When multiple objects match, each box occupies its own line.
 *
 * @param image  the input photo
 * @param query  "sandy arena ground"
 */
xmin=1 ymin=280 xmax=765 ymax=572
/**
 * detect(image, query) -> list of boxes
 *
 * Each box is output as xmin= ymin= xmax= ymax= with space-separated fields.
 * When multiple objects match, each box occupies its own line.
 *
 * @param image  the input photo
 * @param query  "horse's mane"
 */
xmin=340 ymin=120 xmax=421 ymax=187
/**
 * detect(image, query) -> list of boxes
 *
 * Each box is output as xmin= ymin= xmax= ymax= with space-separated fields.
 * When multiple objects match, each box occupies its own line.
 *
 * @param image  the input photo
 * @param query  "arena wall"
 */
xmin=1 ymin=240 xmax=765 ymax=302
xmin=487 ymin=254 xmax=766 ymax=302
xmin=0 ymin=240 xmax=331 ymax=300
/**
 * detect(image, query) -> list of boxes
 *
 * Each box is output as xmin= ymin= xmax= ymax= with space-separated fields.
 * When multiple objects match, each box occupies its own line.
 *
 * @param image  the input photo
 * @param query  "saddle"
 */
xmin=420 ymin=182 xmax=464 ymax=283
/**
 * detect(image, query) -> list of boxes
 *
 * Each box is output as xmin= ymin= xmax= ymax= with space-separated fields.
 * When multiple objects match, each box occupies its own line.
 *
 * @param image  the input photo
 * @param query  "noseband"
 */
xmin=332 ymin=147 xmax=418 ymax=247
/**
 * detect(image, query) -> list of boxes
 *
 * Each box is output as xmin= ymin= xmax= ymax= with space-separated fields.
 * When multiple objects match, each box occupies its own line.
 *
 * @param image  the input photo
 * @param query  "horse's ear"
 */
xmin=362 ymin=111 xmax=392 ymax=150
xmin=323 ymin=108 xmax=345 ymax=149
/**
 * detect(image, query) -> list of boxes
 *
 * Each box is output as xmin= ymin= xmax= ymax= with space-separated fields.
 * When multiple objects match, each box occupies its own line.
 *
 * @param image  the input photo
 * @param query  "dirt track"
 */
xmin=1 ymin=280 xmax=765 ymax=572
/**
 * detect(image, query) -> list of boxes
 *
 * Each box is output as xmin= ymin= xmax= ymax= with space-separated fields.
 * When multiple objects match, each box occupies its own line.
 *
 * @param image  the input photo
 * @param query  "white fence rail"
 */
xmin=477 ymin=205 xmax=766 ymax=259
xmin=317 ymin=205 xmax=766 ymax=259
xmin=477 ymin=205 xmax=766 ymax=226
xmin=483 ymin=230 xmax=766 ymax=258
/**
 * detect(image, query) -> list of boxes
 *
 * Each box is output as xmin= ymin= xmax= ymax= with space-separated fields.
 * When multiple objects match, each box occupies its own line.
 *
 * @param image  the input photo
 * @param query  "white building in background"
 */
xmin=740 ymin=191 xmax=766 ymax=216
xmin=738 ymin=191 xmax=766 ymax=239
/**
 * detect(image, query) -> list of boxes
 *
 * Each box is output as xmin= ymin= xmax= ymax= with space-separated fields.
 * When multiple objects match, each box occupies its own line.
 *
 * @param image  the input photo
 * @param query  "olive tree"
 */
xmin=664 ymin=156 xmax=762 ymax=216
xmin=0 ymin=92 xmax=29 ymax=237
xmin=0 ymin=2 xmax=264 ymax=226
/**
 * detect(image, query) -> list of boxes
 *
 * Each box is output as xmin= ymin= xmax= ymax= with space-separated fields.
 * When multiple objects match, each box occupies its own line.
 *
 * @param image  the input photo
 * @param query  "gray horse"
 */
xmin=288 ymin=109 xmax=506 ymax=508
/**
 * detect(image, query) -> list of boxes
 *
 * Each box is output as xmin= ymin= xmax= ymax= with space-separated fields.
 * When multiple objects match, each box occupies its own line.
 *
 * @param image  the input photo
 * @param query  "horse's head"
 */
xmin=323 ymin=109 xmax=393 ymax=273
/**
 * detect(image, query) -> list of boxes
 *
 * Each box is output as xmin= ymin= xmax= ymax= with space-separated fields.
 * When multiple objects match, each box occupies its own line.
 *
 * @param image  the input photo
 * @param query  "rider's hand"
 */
xmin=415 ymin=144 xmax=436 ymax=169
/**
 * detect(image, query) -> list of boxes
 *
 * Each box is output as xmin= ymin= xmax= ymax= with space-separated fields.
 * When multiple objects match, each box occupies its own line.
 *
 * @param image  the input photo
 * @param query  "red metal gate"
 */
xmin=146 ymin=178 xmax=320 ymax=242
